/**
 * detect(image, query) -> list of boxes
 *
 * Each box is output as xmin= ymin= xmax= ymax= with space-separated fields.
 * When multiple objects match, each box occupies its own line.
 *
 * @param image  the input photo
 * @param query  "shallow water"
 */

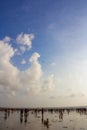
xmin=0 ymin=108 xmax=87 ymax=130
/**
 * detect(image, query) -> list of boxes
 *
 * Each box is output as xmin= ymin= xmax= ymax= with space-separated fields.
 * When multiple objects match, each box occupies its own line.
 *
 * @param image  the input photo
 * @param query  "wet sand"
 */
xmin=0 ymin=107 xmax=87 ymax=130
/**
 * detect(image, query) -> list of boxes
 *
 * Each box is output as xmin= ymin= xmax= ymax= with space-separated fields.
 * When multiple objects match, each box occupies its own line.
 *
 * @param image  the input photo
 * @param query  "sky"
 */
xmin=0 ymin=0 xmax=87 ymax=107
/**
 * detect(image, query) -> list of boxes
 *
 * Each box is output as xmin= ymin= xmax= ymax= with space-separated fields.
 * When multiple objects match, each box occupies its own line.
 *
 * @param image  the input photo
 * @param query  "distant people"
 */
xmin=20 ymin=109 xmax=23 ymax=116
xmin=20 ymin=109 xmax=24 ymax=124
xmin=59 ymin=109 xmax=63 ymax=120
xmin=24 ymin=109 xmax=28 ymax=124
xmin=43 ymin=118 xmax=49 ymax=128
xmin=41 ymin=108 xmax=44 ymax=123
xmin=4 ymin=109 xmax=8 ymax=120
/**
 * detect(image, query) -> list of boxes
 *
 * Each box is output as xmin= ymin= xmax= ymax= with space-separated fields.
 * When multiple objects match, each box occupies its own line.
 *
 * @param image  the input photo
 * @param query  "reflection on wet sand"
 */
xmin=0 ymin=107 xmax=87 ymax=130
xmin=4 ymin=109 xmax=10 ymax=120
xmin=20 ymin=109 xmax=29 ymax=124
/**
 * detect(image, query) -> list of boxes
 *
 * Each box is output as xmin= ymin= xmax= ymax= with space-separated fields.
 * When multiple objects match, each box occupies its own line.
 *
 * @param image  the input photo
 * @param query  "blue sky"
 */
xmin=0 ymin=0 xmax=87 ymax=107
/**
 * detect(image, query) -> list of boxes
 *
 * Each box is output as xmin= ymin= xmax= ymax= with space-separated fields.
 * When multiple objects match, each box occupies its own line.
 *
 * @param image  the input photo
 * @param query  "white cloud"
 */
xmin=29 ymin=52 xmax=40 ymax=63
xmin=20 ymin=46 xmax=26 ymax=53
xmin=51 ymin=62 xmax=56 ymax=66
xmin=21 ymin=59 xmax=26 ymax=64
xmin=42 ymin=74 xmax=55 ymax=92
xmin=16 ymin=33 xmax=34 ymax=50
xmin=0 ymin=36 xmax=55 ymax=99
xmin=68 ymin=92 xmax=86 ymax=98
xmin=0 ymin=40 xmax=20 ymax=90
xmin=3 ymin=36 xmax=11 ymax=43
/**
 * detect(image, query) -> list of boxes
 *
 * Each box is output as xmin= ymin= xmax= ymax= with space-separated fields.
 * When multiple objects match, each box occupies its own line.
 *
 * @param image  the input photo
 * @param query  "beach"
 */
xmin=0 ymin=107 xmax=87 ymax=130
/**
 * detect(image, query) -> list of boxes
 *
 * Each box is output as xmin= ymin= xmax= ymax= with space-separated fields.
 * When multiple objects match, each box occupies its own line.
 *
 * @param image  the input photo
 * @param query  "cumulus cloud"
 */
xmin=0 ymin=35 xmax=55 ymax=98
xmin=20 ymin=46 xmax=26 ymax=53
xmin=0 ymin=39 xmax=20 ymax=90
xmin=19 ymin=52 xmax=43 ymax=90
xmin=42 ymin=74 xmax=55 ymax=92
xmin=21 ymin=59 xmax=26 ymax=64
xmin=16 ymin=33 xmax=34 ymax=52
xmin=3 ymin=36 xmax=11 ymax=43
